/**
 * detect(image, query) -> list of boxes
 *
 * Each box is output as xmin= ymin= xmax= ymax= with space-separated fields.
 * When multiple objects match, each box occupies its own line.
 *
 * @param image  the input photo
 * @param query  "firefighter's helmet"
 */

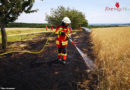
xmin=62 ymin=17 xmax=71 ymax=24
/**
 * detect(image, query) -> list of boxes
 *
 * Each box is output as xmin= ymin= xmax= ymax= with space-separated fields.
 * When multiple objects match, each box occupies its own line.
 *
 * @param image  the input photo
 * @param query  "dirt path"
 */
xmin=0 ymin=30 xmax=97 ymax=90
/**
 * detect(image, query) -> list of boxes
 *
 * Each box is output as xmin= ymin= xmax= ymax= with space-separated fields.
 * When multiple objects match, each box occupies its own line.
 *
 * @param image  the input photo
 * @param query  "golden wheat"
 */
xmin=90 ymin=27 xmax=130 ymax=90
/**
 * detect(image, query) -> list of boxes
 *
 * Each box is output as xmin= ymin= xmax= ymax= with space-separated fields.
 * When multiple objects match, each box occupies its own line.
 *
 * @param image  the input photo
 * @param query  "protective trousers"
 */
xmin=57 ymin=42 xmax=67 ymax=61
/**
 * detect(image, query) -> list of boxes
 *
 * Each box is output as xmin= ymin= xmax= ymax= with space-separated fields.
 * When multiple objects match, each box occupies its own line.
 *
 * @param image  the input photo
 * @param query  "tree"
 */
xmin=46 ymin=6 xmax=88 ymax=29
xmin=0 ymin=0 xmax=38 ymax=51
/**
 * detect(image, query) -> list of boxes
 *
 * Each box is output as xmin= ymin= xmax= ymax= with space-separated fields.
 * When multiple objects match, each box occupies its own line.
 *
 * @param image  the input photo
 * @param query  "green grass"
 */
xmin=0 ymin=28 xmax=52 ymax=36
xmin=0 ymin=33 xmax=42 ymax=43
xmin=0 ymin=28 xmax=54 ymax=43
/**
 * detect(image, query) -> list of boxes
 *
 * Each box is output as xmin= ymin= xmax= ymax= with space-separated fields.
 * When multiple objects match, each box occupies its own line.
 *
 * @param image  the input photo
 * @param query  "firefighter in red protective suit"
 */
xmin=55 ymin=17 xmax=72 ymax=64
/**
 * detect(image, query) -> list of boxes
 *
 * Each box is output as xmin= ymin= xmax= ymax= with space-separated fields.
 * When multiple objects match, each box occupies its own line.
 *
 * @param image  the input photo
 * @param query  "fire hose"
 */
xmin=0 ymin=32 xmax=55 ymax=56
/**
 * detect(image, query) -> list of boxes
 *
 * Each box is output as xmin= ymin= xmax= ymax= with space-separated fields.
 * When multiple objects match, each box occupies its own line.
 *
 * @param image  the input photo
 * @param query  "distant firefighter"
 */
xmin=45 ymin=25 xmax=48 ymax=31
xmin=51 ymin=26 xmax=53 ymax=30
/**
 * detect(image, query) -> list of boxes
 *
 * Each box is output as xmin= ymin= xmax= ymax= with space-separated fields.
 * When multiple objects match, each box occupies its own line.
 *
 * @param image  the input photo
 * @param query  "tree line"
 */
xmin=7 ymin=23 xmax=52 ymax=28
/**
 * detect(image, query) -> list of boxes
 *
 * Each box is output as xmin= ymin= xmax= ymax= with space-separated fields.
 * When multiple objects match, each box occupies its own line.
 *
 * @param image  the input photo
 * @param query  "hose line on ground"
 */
xmin=0 ymin=32 xmax=55 ymax=56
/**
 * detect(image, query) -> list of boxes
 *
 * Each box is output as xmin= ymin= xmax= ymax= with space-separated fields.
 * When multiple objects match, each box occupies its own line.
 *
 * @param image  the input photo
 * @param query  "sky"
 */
xmin=15 ymin=0 xmax=130 ymax=24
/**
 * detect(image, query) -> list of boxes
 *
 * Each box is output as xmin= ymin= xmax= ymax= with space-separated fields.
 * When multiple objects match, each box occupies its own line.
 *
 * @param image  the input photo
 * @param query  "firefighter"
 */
xmin=45 ymin=25 xmax=48 ymax=31
xmin=55 ymin=17 xmax=72 ymax=64
xmin=51 ymin=26 xmax=53 ymax=30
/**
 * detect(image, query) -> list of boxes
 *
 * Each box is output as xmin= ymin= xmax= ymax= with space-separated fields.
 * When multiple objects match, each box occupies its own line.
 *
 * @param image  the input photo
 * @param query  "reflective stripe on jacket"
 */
xmin=55 ymin=25 xmax=71 ymax=46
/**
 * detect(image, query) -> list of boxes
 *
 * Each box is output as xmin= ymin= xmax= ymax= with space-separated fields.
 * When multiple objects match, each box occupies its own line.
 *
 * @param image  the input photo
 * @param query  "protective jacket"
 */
xmin=55 ymin=25 xmax=71 ymax=47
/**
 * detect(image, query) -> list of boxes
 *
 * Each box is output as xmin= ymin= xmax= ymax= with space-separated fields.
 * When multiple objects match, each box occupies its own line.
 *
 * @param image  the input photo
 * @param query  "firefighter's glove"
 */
xmin=59 ymin=31 xmax=65 ymax=36
xmin=67 ymin=36 xmax=71 ymax=40
xmin=67 ymin=34 xmax=71 ymax=40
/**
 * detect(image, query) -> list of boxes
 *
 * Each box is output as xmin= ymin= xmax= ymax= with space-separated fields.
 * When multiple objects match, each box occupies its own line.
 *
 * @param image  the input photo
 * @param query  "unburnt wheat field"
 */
xmin=90 ymin=27 xmax=130 ymax=89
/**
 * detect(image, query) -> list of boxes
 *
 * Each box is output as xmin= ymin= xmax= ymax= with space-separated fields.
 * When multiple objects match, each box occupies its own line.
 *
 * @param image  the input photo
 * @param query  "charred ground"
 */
xmin=0 ymin=30 xmax=97 ymax=90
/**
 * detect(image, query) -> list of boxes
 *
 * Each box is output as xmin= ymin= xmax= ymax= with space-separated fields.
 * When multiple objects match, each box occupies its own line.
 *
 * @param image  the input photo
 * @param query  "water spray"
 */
xmin=69 ymin=28 xmax=97 ymax=71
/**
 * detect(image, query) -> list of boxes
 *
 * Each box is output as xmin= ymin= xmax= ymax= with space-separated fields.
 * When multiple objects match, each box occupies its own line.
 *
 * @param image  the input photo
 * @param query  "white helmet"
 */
xmin=62 ymin=17 xmax=71 ymax=24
